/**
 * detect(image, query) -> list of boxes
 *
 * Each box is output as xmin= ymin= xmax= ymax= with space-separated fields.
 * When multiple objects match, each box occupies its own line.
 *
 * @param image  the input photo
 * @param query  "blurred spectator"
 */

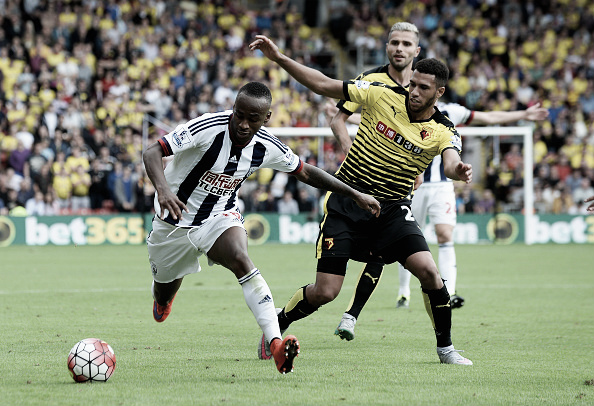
xmin=8 ymin=140 xmax=30 ymax=176
xmin=70 ymin=165 xmax=91 ymax=212
xmin=52 ymin=166 xmax=72 ymax=210
xmin=475 ymin=189 xmax=496 ymax=214
xmin=573 ymin=178 xmax=594 ymax=207
xmin=24 ymin=142 xmax=48 ymax=180
xmin=88 ymin=158 xmax=110 ymax=210
xmin=25 ymin=190 xmax=48 ymax=216
xmin=64 ymin=145 xmax=90 ymax=174
xmin=17 ymin=176 xmax=34 ymax=205
xmin=277 ymin=190 xmax=300 ymax=215
xmin=113 ymin=164 xmax=137 ymax=212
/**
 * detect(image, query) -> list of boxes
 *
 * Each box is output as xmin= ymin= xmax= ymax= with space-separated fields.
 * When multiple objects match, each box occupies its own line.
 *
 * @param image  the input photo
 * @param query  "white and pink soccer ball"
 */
xmin=67 ymin=338 xmax=116 ymax=382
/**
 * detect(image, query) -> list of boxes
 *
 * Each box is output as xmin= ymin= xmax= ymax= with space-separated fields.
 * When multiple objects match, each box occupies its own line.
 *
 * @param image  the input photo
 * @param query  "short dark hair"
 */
xmin=237 ymin=82 xmax=272 ymax=104
xmin=414 ymin=58 xmax=449 ymax=88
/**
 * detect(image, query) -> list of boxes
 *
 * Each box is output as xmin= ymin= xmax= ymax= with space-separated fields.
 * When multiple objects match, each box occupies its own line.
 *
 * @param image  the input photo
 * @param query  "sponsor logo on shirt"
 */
xmin=172 ymin=128 xmax=191 ymax=148
xmin=198 ymin=171 xmax=242 ymax=196
xmin=376 ymin=121 xmax=424 ymax=154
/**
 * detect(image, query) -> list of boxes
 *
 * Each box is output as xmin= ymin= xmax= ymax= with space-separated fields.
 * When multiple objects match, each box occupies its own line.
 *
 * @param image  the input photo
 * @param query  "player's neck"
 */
xmin=409 ymin=106 xmax=436 ymax=121
xmin=388 ymin=65 xmax=413 ymax=87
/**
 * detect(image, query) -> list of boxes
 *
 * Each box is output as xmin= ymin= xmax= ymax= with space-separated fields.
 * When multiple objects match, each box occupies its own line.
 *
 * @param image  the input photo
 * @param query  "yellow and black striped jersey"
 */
xmin=337 ymin=79 xmax=462 ymax=201
xmin=337 ymin=64 xmax=405 ymax=115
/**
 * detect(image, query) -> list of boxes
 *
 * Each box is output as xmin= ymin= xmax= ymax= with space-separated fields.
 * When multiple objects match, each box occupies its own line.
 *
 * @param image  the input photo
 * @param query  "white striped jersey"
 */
xmin=423 ymin=102 xmax=474 ymax=184
xmin=155 ymin=110 xmax=304 ymax=227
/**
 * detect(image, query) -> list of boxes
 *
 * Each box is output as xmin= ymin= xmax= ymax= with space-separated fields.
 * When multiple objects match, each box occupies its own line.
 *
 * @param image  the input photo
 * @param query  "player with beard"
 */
xmin=250 ymin=35 xmax=474 ymax=365
xmin=326 ymin=22 xmax=548 ymax=342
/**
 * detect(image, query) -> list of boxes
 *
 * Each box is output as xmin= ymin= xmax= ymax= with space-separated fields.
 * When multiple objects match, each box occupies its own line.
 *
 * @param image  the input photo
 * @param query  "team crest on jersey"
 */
xmin=324 ymin=238 xmax=334 ymax=250
xmin=172 ymin=128 xmax=191 ymax=148
xmin=420 ymin=127 xmax=435 ymax=141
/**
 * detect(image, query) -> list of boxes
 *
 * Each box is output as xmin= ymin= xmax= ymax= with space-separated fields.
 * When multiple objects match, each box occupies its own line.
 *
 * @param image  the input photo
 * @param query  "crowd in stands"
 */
xmin=0 ymin=0 xmax=593 ymax=218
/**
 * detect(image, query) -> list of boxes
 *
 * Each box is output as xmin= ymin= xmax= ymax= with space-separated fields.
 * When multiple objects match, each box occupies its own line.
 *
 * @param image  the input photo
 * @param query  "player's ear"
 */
xmin=415 ymin=46 xmax=421 ymax=57
xmin=436 ymin=86 xmax=445 ymax=99
xmin=263 ymin=111 xmax=271 ymax=124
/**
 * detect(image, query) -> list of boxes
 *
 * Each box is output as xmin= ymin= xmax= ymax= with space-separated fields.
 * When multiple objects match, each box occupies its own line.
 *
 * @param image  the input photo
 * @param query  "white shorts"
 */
xmin=147 ymin=211 xmax=245 ymax=283
xmin=411 ymin=182 xmax=457 ymax=229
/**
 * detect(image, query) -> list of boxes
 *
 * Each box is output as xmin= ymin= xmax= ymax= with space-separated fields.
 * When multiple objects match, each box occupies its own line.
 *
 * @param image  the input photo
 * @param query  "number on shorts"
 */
xmin=401 ymin=206 xmax=415 ymax=221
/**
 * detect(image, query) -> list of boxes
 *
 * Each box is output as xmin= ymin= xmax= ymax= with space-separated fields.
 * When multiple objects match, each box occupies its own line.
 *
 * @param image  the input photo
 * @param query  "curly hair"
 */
xmin=414 ymin=58 xmax=449 ymax=88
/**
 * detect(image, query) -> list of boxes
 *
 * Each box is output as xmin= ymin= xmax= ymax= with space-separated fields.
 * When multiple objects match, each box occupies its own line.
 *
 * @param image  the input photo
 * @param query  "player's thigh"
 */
xmin=426 ymin=185 xmax=456 ymax=226
xmin=208 ymin=225 xmax=254 ymax=275
xmin=403 ymin=249 xmax=441 ymax=286
xmin=147 ymin=218 xmax=203 ymax=283
xmin=377 ymin=233 xmax=430 ymax=267
xmin=316 ymin=192 xmax=375 ymax=261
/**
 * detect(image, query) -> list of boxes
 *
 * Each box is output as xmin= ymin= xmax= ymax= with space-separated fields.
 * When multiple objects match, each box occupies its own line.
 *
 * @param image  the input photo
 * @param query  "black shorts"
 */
xmin=315 ymin=192 xmax=429 ymax=266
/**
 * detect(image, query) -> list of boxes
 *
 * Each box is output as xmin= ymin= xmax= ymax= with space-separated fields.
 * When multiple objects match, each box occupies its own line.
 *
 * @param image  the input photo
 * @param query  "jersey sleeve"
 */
xmin=336 ymin=70 xmax=371 ymax=114
xmin=159 ymin=123 xmax=194 ymax=156
xmin=266 ymin=146 xmax=303 ymax=174
xmin=158 ymin=114 xmax=216 ymax=156
xmin=336 ymin=98 xmax=360 ymax=115
xmin=437 ymin=125 xmax=463 ymax=156
xmin=343 ymin=80 xmax=385 ymax=107
xmin=259 ymin=131 xmax=304 ymax=174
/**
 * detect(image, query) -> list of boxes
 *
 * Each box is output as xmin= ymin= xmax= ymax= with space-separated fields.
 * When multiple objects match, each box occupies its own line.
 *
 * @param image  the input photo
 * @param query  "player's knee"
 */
xmin=309 ymin=284 xmax=340 ymax=305
xmin=408 ymin=262 xmax=440 ymax=286
xmin=435 ymin=225 xmax=454 ymax=243
xmin=223 ymin=251 xmax=253 ymax=277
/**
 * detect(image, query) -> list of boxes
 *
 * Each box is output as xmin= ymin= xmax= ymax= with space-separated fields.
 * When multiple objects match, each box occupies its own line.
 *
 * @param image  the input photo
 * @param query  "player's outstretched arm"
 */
xmin=442 ymin=149 xmax=472 ymax=184
xmin=143 ymin=142 xmax=188 ymax=220
xmin=295 ymin=163 xmax=381 ymax=217
xmin=585 ymin=196 xmax=594 ymax=213
xmin=249 ymin=35 xmax=344 ymax=100
xmin=472 ymin=102 xmax=549 ymax=125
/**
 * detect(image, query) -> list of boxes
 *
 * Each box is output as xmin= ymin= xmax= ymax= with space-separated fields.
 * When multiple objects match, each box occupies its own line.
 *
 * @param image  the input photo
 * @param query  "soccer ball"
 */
xmin=67 ymin=338 xmax=116 ymax=382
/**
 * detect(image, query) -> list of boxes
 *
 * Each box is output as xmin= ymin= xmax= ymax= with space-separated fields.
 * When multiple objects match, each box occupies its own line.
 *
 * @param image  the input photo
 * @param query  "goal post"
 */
xmin=270 ymin=125 xmax=535 ymax=244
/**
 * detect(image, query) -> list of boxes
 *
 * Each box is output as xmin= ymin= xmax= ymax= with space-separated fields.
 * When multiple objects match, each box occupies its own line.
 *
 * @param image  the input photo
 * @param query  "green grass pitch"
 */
xmin=1 ymin=243 xmax=593 ymax=406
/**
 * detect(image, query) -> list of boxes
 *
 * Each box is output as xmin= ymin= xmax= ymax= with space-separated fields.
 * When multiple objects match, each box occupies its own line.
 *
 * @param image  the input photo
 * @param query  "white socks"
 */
xmin=398 ymin=263 xmax=412 ymax=298
xmin=438 ymin=242 xmax=457 ymax=294
xmin=238 ymin=269 xmax=281 ymax=343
